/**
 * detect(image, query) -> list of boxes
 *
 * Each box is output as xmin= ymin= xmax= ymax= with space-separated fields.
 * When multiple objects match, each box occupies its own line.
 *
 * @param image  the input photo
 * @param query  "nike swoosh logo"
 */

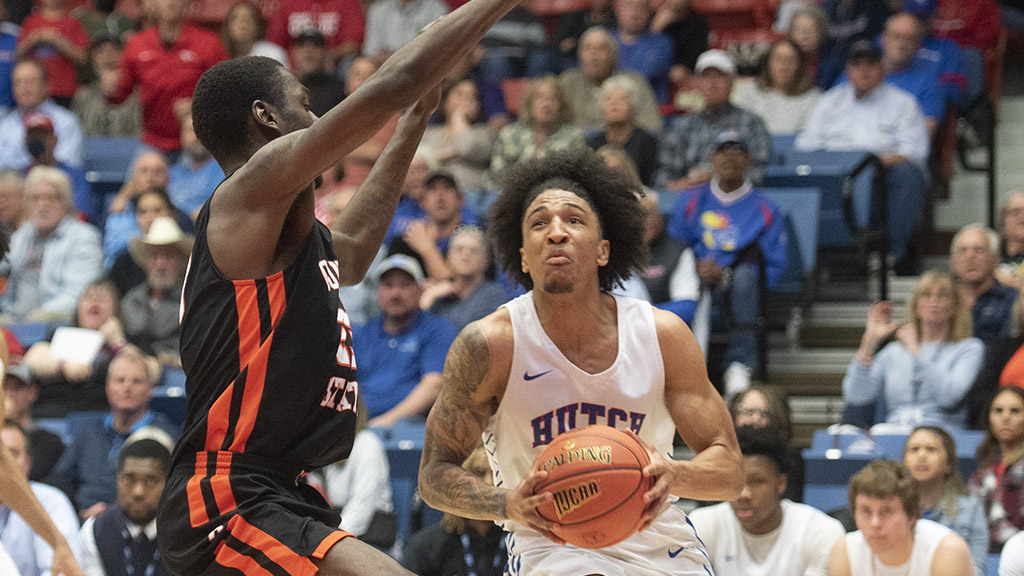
xmin=668 ymin=547 xmax=684 ymax=558
xmin=523 ymin=370 xmax=553 ymax=381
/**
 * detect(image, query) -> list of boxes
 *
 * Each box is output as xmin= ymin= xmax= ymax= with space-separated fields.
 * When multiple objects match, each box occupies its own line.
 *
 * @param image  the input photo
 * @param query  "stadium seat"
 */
xmin=6 ymin=322 xmax=49 ymax=349
xmin=83 ymin=136 xmax=141 ymax=222
xmin=760 ymin=187 xmax=821 ymax=295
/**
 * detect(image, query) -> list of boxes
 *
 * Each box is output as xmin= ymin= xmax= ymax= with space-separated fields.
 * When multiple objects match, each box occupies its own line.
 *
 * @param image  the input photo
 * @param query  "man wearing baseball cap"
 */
xmin=0 ymin=59 xmax=84 ymax=171
xmin=22 ymin=112 xmax=92 ymax=218
xmin=655 ymin=49 xmax=772 ymax=191
xmin=351 ymin=254 xmax=458 ymax=428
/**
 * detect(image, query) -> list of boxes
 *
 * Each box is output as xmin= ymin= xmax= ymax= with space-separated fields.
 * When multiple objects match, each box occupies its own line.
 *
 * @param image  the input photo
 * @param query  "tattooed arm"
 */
xmin=418 ymin=312 xmax=565 ymax=543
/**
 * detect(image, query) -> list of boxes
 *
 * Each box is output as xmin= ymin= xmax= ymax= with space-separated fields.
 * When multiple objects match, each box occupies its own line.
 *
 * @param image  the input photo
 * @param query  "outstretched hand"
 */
xmin=507 ymin=470 xmax=565 ymax=545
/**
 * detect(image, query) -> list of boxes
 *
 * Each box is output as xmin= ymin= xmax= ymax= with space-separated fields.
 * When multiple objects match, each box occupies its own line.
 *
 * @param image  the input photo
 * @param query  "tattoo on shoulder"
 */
xmin=443 ymin=322 xmax=491 ymax=402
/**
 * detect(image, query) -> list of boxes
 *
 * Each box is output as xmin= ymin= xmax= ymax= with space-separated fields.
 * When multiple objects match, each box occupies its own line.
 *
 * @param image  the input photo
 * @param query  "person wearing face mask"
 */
xmin=21 ymin=112 xmax=91 ymax=220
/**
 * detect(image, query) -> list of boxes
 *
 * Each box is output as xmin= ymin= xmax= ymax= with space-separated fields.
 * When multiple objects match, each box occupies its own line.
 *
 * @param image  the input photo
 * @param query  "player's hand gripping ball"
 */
xmin=531 ymin=425 xmax=653 ymax=548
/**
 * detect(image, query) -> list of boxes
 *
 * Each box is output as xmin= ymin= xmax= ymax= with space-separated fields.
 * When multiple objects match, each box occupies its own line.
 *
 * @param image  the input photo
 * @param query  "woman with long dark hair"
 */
xmin=970 ymin=386 xmax=1024 ymax=552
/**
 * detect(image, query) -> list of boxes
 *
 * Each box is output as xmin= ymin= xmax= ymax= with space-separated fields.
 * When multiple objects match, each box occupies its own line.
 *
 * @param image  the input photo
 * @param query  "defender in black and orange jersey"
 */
xmin=154 ymin=0 xmax=526 ymax=573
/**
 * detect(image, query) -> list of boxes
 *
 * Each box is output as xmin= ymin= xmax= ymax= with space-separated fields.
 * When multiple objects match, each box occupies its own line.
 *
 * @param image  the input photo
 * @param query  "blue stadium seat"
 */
xmin=6 ymin=322 xmax=49 ymax=348
xmin=82 ymin=136 xmax=141 ymax=222
xmin=988 ymin=553 xmax=1000 ymax=576
xmin=151 ymin=385 xmax=187 ymax=428
xmin=760 ymin=187 xmax=821 ymax=294
xmin=770 ymin=133 xmax=797 ymax=165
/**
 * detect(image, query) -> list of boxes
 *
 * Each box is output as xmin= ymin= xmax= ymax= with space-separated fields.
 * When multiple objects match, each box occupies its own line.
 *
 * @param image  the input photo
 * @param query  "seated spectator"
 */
xmin=71 ymin=0 xmax=134 ymax=42
xmin=16 ymin=0 xmax=90 ymax=107
xmin=0 ymin=168 xmax=26 ymax=238
xmin=843 ymin=270 xmax=984 ymax=429
xmin=786 ymin=2 xmax=830 ymax=88
xmin=265 ymin=0 xmax=365 ymax=67
xmin=79 ymin=432 xmax=172 ymax=576
xmin=655 ymin=50 xmax=772 ymax=190
xmin=730 ymin=384 xmax=806 ymax=502
xmin=667 ymin=131 xmax=787 ymax=399
xmin=2 ymin=362 xmax=65 ymax=481
xmin=103 ymin=152 xmax=172 ymax=263
xmin=108 ymin=187 xmax=179 ymax=296
xmin=420 ymin=77 xmax=496 ymax=194
xmin=689 ymin=425 xmax=845 ymax=576
xmin=290 ymin=29 xmax=347 ymax=117
xmin=337 ymin=59 xmax=403 ymax=190
xmin=830 ymin=460 xmax=974 ymax=576
xmin=649 ymin=0 xmax=709 ymax=87
xmin=22 ymin=112 xmax=91 ymax=218
xmin=795 ymin=40 xmax=929 ymax=265
xmin=487 ymin=76 xmax=585 ymax=188
xmin=24 ymin=278 xmax=131 ymax=417
xmin=970 ymin=386 xmax=1024 ymax=552
xmin=552 ymin=0 xmax=616 ymax=69
xmin=925 ymin=0 xmax=998 ymax=104
xmin=384 ymin=147 xmax=435 ymax=247
xmin=352 ymin=255 xmax=458 ymax=428
xmin=0 ymin=419 xmax=82 ymax=576
xmin=999 ymin=191 xmax=1024 ymax=290
xmin=54 ymin=347 xmax=176 ymax=518
xmin=950 ymin=223 xmax=1017 ymax=348
xmin=0 ymin=59 xmax=84 ymax=171
xmin=419 ymin=225 xmax=508 ymax=329
xmin=613 ymin=0 xmax=673 ymax=103
xmin=585 ymin=76 xmax=658 ymax=185
xmin=733 ymin=39 xmax=823 ymax=135
xmin=816 ymin=0 xmax=892 ymax=90
xmin=70 ymin=34 xmax=143 ymax=138
xmin=878 ymin=12 xmax=945 ymax=134
xmin=476 ymin=6 xmax=551 ymax=91
xmin=166 ymin=113 xmax=224 ymax=219
xmin=1 ymin=165 xmax=102 ymax=323
xmin=221 ymin=2 xmax=288 ymax=68
xmin=391 ymin=170 xmax=478 ymax=280
xmin=362 ymin=0 xmax=448 ymax=64
xmin=122 ymin=217 xmax=191 ymax=368
xmin=557 ymin=27 xmax=662 ymax=136
xmin=903 ymin=425 xmax=989 ymax=573
xmin=402 ymin=445 xmax=507 ymax=575
xmin=0 ymin=3 xmax=16 ymax=112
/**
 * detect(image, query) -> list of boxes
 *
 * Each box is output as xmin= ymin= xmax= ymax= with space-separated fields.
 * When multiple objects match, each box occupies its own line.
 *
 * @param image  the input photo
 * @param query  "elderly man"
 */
xmin=102 ymin=151 xmax=171 ymax=262
xmin=950 ymin=223 xmax=1018 ymax=348
xmin=1 ymin=165 xmax=102 ymax=323
xmin=796 ymin=40 xmax=929 ymax=265
xmin=879 ymin=12 xmax=944 ymax=134
xmin=613 ymin=0 xmax=673 ymax=103
xmin=655 ymin=49 xmax=772 ymax=190
xmin=556 ymin=26 xmax=662 ymax=134
xmin=998 ymin=191 xmax=1024 ymax=290
xmin=3 ymin=362 xmax=64 ymax=482
xmin=0 ymin=59 xmax=84 ymax=170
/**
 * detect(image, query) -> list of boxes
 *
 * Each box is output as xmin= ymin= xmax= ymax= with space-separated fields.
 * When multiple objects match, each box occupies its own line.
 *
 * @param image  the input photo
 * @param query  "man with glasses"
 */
xmin=949 ymin=223 xmax=1017 ymax=348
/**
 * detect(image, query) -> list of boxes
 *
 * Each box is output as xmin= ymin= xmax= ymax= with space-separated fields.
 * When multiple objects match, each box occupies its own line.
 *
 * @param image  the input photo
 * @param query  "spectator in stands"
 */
xmin=402 ymin=445 xmax=507 ymax=576
xmin=786 ymin=2 xmax=830 ymax=88
xmin=108 ymin=188 xmax=179 ymax=296
xmin=733 ymin=39 xmax=823 ymax=135
xmin=817 ymin=0 xmax=893 ymax=89
xmin=391 ymin=170 xmax=478 ymax=280
xmin=998 ymin=191 xmax=1024 ymax=291
xmin=487 ymin=76 xmax=585 ymax=188
xmin=969 ymin=292 xmax=1024 ymax=430
xmin=476 ymin=6 xmax=550 ymax=91
xmin=0 ymin=419 xmax=82 ymax=576
xmin=830 ymin=460 xmax=974 ymax=575
xmin=79 ymin=433 xmax=171 ymax=576
xmin=1 ymin=165 xmax=102 ymax=323
xmin=55 ymin=347 xmax=175 ymax=518
xmin=266 ymin=0 xmax=365 ymax=67
xmin=667 ymin=131 xmax=787 ymax=399
xmin=901 ymin=0 xmax=970 ymax=112
xmin=103 ymin=152 xmax=171 ymax=263
xmin=22 ymin=112 xmax=91 ymax=218
xmin=585 ymin=76 xmax=659 ymax=186
xmin=902 ymin=425 xmax=989 ymax=573
xmin=352 ymin=255 xmax=458 ymax=428
xmin=689 ymin=425 xmax=845 ymax=576
xmin=109 ymin=0 xmax=227 ymax=156
xmin=122 ymin=216 xmax=190 ymax=368
xmin=384 ymin=147 xmax=435 ymax=247
xmin=655 ymin=50 xmax=772 ymax=190
xmin=166 ymin=113 xmax=223 ymax=219
xmin=0 ymin=168 xmax=26 ymax=238
xmin=0 ymin=59 xmax=84 ymax=171
xmin=557 ymin=27 xmax=662 ymax=136
xmin=24 ymin=279 xmax=133 ymax=418
xmin=0 ymin=2 xmax=16 ymax=111
xmin=419 ymin=225 xmax=507 ymax=330
xmin=843 ymin=270 xmax=984 ymax=429
xmin=877 ymin=12 xmax=945 ymax=134
xmin=362 ymin=0 xmax=448 ymax=64
xmin=2 ymin=362 xmax=64 ymax=482
xmin=926 ymin=0 xmax=999 ymax=103
xmin=970 ymin=386 xmax=1024 ymax=552
xmin=221 ymin=2 xmax=288 ymax=67
xmin=420 ymin=77 xmax=496 ymax=194
xmin=71 ymin=34 xmax=142 ymax=138
xmin=71 ymin=0 xmax=134 ymax=43
xmin=16 ymin=0 xmax=90 ymax=107
xmin=795 ymin=40 xmax=929 ymax=265
xmin=291 ymin=29 xmax=347 ymax=117
xmin=552 ymin=0 xmax=616 ymax=69
xmin=950 ymin=223 xmax=1018 ymax=348
xmin=649 ymin=0 xmax=709 ymax=87
xmin=730 ymin=383 xmax=806 ymax=502
xmin=613 ymin=0 xmax=673 ymax=103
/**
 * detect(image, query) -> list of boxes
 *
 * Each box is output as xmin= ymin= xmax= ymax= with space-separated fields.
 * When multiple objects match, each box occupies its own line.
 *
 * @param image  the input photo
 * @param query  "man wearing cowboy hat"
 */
xmin=122 ymin=216 xmax=193 ymax=369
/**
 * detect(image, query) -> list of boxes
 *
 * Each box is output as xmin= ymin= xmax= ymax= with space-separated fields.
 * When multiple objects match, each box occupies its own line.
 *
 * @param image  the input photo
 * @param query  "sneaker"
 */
xmin=723 ymin=362 xmax=752 ymax=402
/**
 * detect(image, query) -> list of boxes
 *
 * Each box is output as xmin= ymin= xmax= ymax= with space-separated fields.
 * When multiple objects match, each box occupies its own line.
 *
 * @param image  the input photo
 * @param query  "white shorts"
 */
xmin=505 ymin=504 xmax=714 ymax=576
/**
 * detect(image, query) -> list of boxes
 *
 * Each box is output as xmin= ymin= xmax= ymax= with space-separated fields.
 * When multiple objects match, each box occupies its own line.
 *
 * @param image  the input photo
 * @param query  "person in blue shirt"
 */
xmin=0 ymin=5 xmax=16 ymax=111
xmin=352 ymin=254 xmax=458 ymax=429
xmin=880 ymin=13 xmax=945 ymax=134
xmin=167 ymin=112 xmax=224 ymax=220
xmin=902 ymin=0 xmax=972 ymax=104
xmin=613 ymin=0 xmax=673 ymax=104
xmin=667 ymin=131 xmax=787 ymax=398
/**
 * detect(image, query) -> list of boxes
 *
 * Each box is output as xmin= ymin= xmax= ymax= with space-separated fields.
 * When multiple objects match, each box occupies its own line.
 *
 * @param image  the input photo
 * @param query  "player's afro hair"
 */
xmin=191 ymin=56 xmax=287 ymax=160
xmin=487 ymin=147 xmax=647 ymax=293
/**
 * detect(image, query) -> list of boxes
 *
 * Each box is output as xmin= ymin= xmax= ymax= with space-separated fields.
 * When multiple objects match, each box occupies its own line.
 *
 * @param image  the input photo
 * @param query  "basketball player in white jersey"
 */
xmin=688 ymin=425 xmax=845 ymax=576
xmin=418 ymin=148 xmax=743 ymax=575
xmin=828 ymin=460 xmax=973 ymax=576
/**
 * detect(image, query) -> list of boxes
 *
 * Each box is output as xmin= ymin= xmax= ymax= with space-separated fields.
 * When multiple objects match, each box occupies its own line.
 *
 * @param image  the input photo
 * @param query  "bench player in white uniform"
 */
xmin=829 ymin=460 xmax=973 ymax=576
xmin=688 ymin=425 xmax=845 ymax=576
xmin=417 ymin=148 xmax=743 ymax=575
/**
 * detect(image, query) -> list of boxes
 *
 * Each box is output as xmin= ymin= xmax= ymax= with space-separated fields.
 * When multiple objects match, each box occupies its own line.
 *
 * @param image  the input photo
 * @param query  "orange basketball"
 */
xmin=531 ymin=425 xmax=652 ymax=549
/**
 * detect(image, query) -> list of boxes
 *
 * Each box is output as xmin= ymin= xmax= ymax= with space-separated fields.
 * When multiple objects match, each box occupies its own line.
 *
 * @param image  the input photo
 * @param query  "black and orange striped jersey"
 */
xmin=173 ymin=200 xmax=358 ymax=474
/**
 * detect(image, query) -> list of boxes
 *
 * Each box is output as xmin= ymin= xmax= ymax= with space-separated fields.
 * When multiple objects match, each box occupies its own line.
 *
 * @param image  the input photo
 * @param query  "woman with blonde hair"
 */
xmin=842 ymin=270 xmax=985 ymax=429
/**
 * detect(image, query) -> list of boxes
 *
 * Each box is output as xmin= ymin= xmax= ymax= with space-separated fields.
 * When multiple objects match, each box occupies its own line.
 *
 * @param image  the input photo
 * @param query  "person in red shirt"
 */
xmin=934 ymin=0 xmax=1001 ymax=52
xmin=108 ymin=0 xmax=227 ymax=155
xmin=16 ymin=0 xmax=89 ymax=106
xmin=266 ymin=0 xmax=365 ymax=68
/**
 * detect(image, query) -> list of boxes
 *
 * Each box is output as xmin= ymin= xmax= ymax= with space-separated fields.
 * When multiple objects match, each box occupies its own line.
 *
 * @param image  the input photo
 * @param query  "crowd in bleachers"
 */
xmin=0 ymin=0 xmax=1023 ymax=571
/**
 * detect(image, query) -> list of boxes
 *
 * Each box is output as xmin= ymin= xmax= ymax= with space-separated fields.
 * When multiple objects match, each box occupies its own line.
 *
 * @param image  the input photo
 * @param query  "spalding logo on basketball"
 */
xmin=531 ymin=425 xmax=653 ymax=549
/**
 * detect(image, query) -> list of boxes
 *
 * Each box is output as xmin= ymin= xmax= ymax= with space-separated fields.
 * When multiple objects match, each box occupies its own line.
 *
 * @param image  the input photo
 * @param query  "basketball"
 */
xmin=531 ymin=425 xmax=652 ymax=549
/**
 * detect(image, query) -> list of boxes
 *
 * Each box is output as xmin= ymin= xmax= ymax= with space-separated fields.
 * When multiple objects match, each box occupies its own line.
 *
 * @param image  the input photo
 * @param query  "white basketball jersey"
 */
xmin=847 ymin=518 xmax=952 ymax=576
xmin=698 ymin=500 xmax=821 ymax=576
